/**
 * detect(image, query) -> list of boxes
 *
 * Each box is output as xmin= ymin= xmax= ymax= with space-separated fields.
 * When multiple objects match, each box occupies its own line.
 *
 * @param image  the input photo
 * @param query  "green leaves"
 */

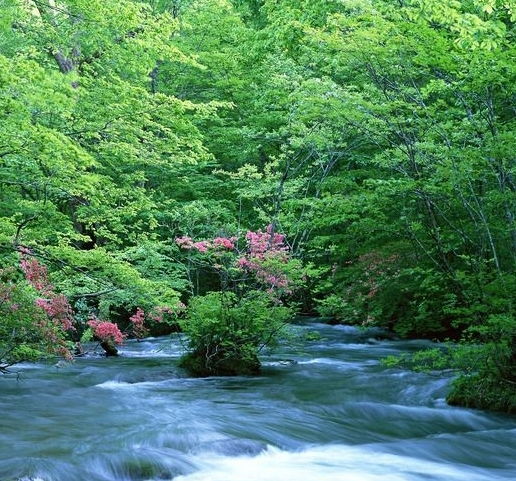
xmin=0 ymin=0 xmax=515 ymax=408
xmin=0 ymin=0 xmax=217 ymax=326
xmin=178 ymin=290 xmax=293 ymax=375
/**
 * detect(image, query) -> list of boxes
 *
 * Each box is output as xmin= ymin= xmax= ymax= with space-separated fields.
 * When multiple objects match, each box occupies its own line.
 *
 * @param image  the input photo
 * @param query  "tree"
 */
xmin=296 ymin=0 xmax=516 ymax=410
xmin=175 ymin=226 xmax=305 ymax=375
xmin=0 ymin=0 xmax=213 ymax=323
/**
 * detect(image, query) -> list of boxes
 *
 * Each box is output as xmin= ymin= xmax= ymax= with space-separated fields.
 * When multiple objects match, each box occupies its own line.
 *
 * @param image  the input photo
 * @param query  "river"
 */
xmin=1 ymin=321 xmax=515 ymax=481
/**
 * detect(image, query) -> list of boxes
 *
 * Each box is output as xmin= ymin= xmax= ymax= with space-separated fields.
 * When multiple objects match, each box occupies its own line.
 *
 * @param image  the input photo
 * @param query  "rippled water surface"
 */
xmin=1 ymin=321 xmax=515 ymax=480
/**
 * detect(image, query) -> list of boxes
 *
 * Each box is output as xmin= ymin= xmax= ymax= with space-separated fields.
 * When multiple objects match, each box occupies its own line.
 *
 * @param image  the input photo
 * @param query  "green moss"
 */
xmin=179 ymin=349 xmax=261 ymax=377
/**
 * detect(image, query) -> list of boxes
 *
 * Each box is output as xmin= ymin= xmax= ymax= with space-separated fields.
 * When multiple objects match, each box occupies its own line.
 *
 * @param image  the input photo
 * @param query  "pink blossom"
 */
xmin=235 ymin=226 xmax=293 ymax=294
xmin=34 ymin=294 xmax=75 ymax=331
xmin=129 ymin=307 xmax=148 ymax=339
xmin=175 ymin=236 xmax=194 ymax=249
xmin=192 ymin=241 xmax=211 ymax=252
xmin=148 ymin=305 xmax=178 ymax=322
xmin=176 ymin=225 xmax=298 ymax=299
xmin=245 ymin=225 xmax=288 ymax=260
xmin=213 ymin=237 xmax=236 ymax=250
xmin=88 ymin=318 xmax=125 ymax=344
xmin=176 ymin=236 xmax=213 ymax=252
xmin=20 ymin=255 xmax=53 ymax=294
xmin=237 ymin=258 xmax=252 ymax=268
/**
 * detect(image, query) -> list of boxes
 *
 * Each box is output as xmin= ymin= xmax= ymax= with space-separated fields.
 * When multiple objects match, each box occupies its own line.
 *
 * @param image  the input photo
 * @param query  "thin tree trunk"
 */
xmin=31 ymin=0 xmax=78 ymax=74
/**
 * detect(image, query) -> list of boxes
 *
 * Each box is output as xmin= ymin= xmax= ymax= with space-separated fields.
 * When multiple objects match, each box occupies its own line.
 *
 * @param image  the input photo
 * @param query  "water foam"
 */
xmin=173 ymin=444 xmax=505 ymax=481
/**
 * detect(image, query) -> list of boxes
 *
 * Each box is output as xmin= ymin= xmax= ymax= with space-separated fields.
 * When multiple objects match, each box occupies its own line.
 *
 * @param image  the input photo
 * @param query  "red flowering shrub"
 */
xmin=129 ymin=307 xmax=148 ymax=339
xmin=88 ymin=317 xmax=125 ymax=345
xmin=174 ymin=225 xmax=307 ymax=375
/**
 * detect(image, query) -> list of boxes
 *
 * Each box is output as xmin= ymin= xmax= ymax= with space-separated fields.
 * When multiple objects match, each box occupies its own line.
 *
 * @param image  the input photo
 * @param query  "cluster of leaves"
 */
xmin=447 ymin=314 xmax=516 ymax=412
xmin=175 ymin=226 xmax=304 ymax=374
xmin=178 ymin=291 xmax=293 ymax=376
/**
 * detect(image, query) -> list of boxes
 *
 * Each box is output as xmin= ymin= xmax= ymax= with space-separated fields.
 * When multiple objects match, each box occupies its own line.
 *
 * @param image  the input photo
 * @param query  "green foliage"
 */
xmin=445 ymin=315 xmax=516 ymax=413
xmin=178 ymin=291 xmax=293 ymax=375
xmin=0 ymin=0 xmax=213 ymax=322
xmin=302 ymin=330 xmax=323 ymax=342
xmin=80 ymin=327 xmax=94 ymax=344
xmin=447 ymin=372 xmax=516 ymax=413
xmin=0 ymin=267 xmax=70 ymax=369
xmin=382 ymin=342 xmax=471 ymax=375
xmin=383 ymin=344 xmax=464 ymax=373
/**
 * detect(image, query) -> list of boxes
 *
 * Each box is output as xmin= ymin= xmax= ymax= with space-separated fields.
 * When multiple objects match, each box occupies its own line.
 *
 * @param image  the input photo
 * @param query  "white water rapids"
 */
xmin=1 ymin=321 xmax=515 ymax=480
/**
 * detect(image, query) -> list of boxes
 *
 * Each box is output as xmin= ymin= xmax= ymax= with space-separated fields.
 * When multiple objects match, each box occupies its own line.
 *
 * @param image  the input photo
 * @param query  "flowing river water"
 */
xmin=1 ymin=320 xmax=516 ymax=481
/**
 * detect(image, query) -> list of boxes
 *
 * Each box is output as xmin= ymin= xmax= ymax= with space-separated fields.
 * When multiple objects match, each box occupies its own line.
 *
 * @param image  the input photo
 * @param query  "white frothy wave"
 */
xmin=173 ymin=444 xmax=504 ymax=481
xmin=95 ymin=380 xmax=133 ymax=389
xmin=94 ymin=379 xmax=168 ymax=389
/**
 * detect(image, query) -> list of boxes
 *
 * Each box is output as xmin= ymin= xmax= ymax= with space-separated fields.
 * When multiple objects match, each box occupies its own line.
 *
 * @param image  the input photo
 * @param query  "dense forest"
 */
xmin=1 ymin=0 xmax=516 ymax=413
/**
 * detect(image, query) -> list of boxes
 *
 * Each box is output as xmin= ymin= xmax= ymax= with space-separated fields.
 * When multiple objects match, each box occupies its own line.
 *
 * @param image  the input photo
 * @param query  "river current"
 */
xmin=1 ymin=321 xmax=515 ymax=481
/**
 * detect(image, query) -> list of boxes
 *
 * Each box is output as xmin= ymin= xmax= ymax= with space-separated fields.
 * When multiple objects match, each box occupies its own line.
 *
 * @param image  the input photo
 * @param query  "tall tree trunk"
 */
xmin=31 ymin=0 xmax=78 ymax=74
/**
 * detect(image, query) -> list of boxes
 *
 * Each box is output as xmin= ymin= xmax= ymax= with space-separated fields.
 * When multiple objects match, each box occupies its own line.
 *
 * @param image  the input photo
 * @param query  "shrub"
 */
xmin=175 ymin=225 xmax=305 ymax=376
xmin=179 ymin=290 xmax=294 ymax=376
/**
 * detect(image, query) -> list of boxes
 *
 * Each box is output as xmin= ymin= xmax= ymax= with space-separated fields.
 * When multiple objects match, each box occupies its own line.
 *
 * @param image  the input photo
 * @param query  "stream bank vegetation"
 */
xmin=1 ymin=0 xmax=516 ymax=413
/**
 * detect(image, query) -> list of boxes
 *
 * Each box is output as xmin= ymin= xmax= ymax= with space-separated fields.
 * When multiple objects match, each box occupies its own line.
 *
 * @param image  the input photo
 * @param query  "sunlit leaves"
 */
xmin=0 ymin=0 xmax=221 ymax=329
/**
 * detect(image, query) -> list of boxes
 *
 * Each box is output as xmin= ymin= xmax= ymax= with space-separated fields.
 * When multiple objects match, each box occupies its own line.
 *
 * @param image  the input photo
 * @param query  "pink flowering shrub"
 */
xmin=174 ymin=225 xmax=307 ymax=376
xmin=17 ymin=249 xmax=76 ymax=360
xmin=0 ymin=258 xmax=80 ymax=367
xmin=175 ymin=224 xmax=303 ymax=299
xmin=19 ymin=251 xmax=53 ymax=295
xmin=129 ymin=307 xmax=148 ymax=339
xmin=88 ymin=316 xmax=125 ymax=344
xmin=20 ymin=249 xmax=75 ymax=333
xmin=237 ymin=225 xmax=295 ymax=296
xmin=34 ymin=294 xmax=75 ymax=331
xmin=175 ymin=235 xmax=237 ymax=253
xmin=245 ymin=225 xmax=288 ymax=259
xmin=213 ymin=237 xmax=236 ymax=250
